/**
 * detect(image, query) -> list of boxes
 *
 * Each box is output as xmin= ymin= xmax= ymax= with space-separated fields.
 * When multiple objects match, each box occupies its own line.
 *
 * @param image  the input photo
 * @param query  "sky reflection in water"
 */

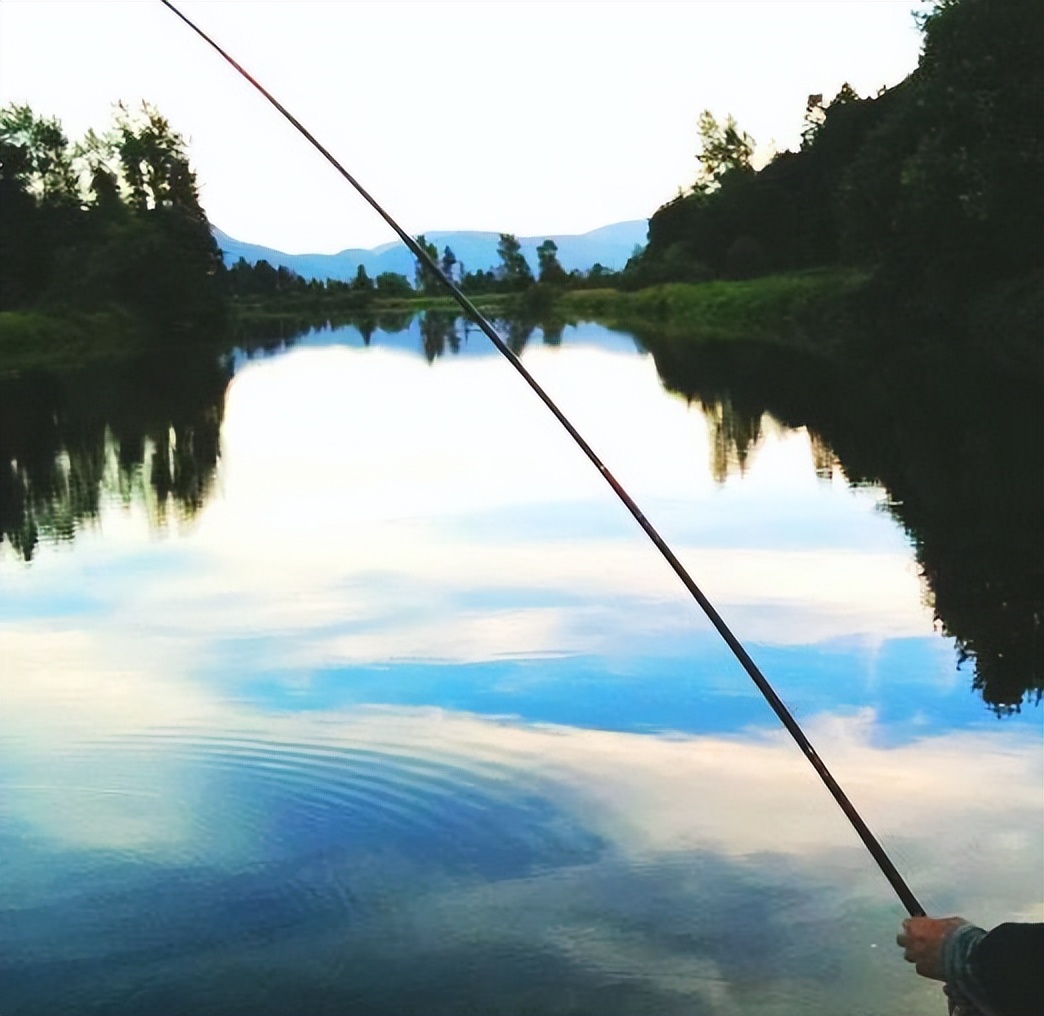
xmin=1 ymin=322 xmax=1040 ymax=1015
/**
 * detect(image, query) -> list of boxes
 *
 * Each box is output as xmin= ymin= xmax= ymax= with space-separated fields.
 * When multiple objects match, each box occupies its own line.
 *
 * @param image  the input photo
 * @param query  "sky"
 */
xmin=0 ymin=1 xmax=925 ymax=253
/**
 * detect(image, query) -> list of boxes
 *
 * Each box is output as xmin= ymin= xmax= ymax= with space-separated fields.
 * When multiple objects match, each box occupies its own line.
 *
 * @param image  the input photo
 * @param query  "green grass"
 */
xmin=560 ymin=268 xmax=870 ymax=351
xmin=0 ymin=291 xmax=513 ymax=375
xmin=0 ymin=309 xmax=147 ymax=373
xmin=232 ymin=291 xmax=510 ymax=323
xmin=385 ymin=293 xmax=510 ymax=313
xmin=0 ymin=271 xmax=868 ymax=375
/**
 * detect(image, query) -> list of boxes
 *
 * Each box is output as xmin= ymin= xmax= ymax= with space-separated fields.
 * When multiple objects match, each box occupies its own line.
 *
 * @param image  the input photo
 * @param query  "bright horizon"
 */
xmin=0 ymin=1 xmax=925 ymax=254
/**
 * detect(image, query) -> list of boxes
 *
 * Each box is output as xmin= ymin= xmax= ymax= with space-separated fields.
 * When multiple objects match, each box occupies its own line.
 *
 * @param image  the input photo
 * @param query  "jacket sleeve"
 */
xmin=973 ymin=922 xmax=1044 ymax=1016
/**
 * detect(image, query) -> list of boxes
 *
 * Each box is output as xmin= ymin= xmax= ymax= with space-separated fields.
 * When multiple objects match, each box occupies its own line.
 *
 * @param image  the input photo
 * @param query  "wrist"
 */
xmin=941 ymin=923 xmax=989 ymax=1008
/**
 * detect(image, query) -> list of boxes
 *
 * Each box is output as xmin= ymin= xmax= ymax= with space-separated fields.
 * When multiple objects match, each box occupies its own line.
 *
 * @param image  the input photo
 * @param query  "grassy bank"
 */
xmin=10 ymin=265 xmax=1035 ymax=378
xmin=0 ymin=308 xmax=237 ymax=375
xmin=232 ymin=291 xmax=510 ymax=326
xmin=560 ymin=268 xmax=870 ymax=353
xmin=0 ymin=309 xmax=147 ymax=373
xmin=0 ymin=293 xmax=513 ymax=375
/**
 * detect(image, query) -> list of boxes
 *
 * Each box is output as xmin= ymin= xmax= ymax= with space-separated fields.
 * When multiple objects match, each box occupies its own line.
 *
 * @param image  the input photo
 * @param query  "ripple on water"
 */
xmin=0 ymin=714 xmax=607 ymax=1009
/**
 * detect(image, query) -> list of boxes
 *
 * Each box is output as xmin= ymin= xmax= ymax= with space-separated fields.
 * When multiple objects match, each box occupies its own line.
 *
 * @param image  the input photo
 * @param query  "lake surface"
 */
xmin=2 ymin=315 xmax=1041 ymax=1015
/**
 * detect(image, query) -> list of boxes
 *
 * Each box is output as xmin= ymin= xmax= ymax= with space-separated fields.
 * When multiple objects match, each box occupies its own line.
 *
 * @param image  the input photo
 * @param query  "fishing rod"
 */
xmin=160 ymin=0 xmax=925 ymax=920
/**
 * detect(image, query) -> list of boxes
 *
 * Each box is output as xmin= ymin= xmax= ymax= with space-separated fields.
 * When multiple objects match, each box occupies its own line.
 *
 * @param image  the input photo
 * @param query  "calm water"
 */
xmin=2 ymin=317 xmax=1041 ymax=1015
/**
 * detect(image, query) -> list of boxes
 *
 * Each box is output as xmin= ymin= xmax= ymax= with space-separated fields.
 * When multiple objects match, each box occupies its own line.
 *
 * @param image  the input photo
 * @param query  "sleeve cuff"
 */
xmin=941 ymin=923 xmax=992 ymax=1014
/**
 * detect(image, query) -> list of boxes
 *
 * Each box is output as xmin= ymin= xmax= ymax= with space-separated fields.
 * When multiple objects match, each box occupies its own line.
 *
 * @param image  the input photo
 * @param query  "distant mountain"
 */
xmin=211 ymin=221 xmax=648 ymax=283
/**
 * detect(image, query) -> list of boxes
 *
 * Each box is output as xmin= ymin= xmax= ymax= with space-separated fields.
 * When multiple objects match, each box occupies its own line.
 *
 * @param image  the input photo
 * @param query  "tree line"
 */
xmin=228 ymin=231 xmax=627 ymax=307
xmin=411 ymin=231 xmax=619 ymax=296
xmin=0 ymin=97 xmax=623 ymax=344
xmin=627 ymin=0 xmax=1043 ymax=352
xmin=0 ymin=102 xmax=225 ymax=336
xmin=6 ymin=0 xmax=1037 ymax=357
xmin=226 ymin=257 xmax=415 ymax=303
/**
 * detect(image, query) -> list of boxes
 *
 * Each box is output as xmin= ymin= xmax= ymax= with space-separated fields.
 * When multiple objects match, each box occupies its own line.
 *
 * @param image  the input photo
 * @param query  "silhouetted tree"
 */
xmin=462 ymin=268 xmax=497 ymax=294
xmin=376 ymin=271 xmax=413 ymax=298
xmin=0 ymin=101 xmax=225 ymax=333
xmin=414 ymin=234 xmax=441 ymax=293
xmin=495 ymin=233 xmax=534 ymax=292
xmin=839 ymin=0 xmax=1043 ymax=320
xmin=635 ymin=0 xmax=1042 ymax=360
xmin=352 ymin=264 xmax=375 ymax=295
xmin=536 ymin=239 xmax=568 ymax=285
xmin=0 ymin=106 xmax=80 ymax=307
xmin=440 ymin=245 xmax=458 ymax=281
xmin=694 ymin=110 xmax=754 ymax=192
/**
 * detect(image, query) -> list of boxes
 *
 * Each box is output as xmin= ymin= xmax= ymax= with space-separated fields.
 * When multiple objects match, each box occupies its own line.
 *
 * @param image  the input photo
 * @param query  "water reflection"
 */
xmin=1 ymin=351 xmax=230 ymax=560
xmin=3 ymin=314 xmax=1040 ymax=712
xmin=635 ymin=332 xmax=1043 ymax=711
xmin=419 ymin=309 xmax=460 ymax=362
xmin=1 ymin=313 xmax=1040 ymax=1013
xmin=414 ymin=311 xmax=555 ymax=363
xmin=701 ymin=396 xmax=766 ymax=482
xmin=3 ymin=654 xmax=1040 ymax=1015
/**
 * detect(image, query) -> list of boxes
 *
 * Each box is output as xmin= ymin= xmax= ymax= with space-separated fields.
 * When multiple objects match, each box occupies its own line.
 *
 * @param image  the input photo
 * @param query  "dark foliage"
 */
xmin=633 ymin=329 xmax=1042 ymax=712
xmin=0 ymin=350 xmax=231 ymax=561
xmin=632 ymin=0 xmax=1044 ymax=360
xmin=0 ymin=103 xmax=226 ymax=336
xmin=639 ymin=87 xmax=895 ymax=282
xmin=225 ymin=256 xmax=392 ymax=311
xmin=413 ymin=234 xmax=442 ymax=295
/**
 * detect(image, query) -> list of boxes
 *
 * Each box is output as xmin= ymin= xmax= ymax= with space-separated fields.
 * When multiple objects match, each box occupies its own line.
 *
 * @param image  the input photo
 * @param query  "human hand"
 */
xmin=896 ymin=916 xmax=968 ymax=981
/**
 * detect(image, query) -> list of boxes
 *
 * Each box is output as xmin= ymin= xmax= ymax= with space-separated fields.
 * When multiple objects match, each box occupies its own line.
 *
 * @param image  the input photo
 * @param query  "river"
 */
xmin=1 ymin=313 xmax=1040 ymax=1015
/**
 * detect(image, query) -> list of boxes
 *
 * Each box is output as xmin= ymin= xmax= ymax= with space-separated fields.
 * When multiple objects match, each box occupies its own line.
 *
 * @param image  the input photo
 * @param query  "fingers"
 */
xmin=896 ymin=919 xmax=913 ymax=955
xmin=896 ymin=915 xmax=958 ymax=982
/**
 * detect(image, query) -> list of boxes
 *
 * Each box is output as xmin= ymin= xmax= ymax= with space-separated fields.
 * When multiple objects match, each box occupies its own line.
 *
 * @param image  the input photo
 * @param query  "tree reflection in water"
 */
xmin=3 ymin=316 xmax=1039 ymax=713
xmin=699 ymin=396 xmax=765 ymax=482
xmin=636 ymin=330 xmax=1043 ymax=713
xmin=1 ymin=350 xmax=232 ymax=561
xmin=419 ymin=310 xmax=459 ymax=363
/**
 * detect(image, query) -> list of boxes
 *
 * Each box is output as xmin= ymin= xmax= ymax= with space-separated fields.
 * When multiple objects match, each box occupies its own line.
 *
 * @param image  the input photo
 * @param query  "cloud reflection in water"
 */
xmin=2 ymin=337 xmax=1040 ymax=1015
xmin=2 ymin=667 xmax=1040 ymax=1015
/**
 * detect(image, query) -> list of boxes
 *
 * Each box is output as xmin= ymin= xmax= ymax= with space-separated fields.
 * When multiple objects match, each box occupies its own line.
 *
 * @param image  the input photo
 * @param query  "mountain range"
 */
xmin=212 ymin=221 xmax=648 ymax=282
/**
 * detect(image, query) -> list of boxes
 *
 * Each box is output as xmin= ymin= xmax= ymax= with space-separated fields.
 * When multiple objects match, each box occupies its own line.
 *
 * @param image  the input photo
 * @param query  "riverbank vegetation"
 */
xmin=386 ymin=1 xmax=1041 ymax=376
xmin=224 ymin=230 xmax=614 ymax=320
xmin=225 ymin=254 xmax=512 ymax=328
xmin=621 ymin=0 xmax=1042 ymax=373
xmin=7 ymin=1 xmax=1035 ymax=377
xmin=471 ymin=0 xmax=1040 ymax=376
xmin=0 ymin=102 xmax=226 ymax=369
xmin=557 ymin=269 xmax=869 ymax=352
